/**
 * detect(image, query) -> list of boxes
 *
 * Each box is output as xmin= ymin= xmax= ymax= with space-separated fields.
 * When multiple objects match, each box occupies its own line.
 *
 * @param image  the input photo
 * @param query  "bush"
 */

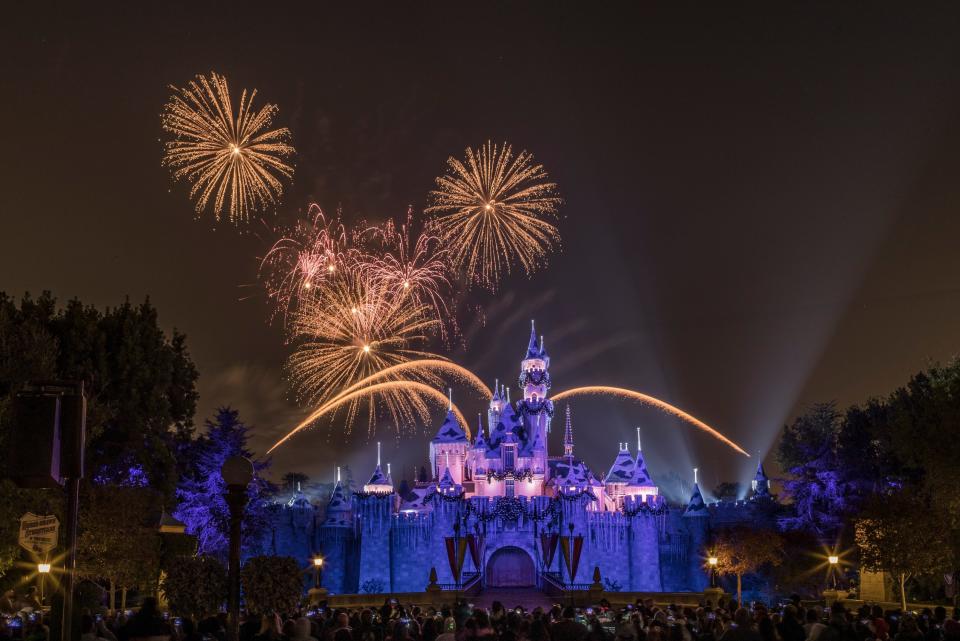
xmin=162 ymin=555 xmax=227 ymax=619
xmin=241 ymin=556 xmax=302 ymax=615
xmin=360 ymin=578 xmax=385 ymax=594
xmin=603 ymin=577 xmax=623 ymax=592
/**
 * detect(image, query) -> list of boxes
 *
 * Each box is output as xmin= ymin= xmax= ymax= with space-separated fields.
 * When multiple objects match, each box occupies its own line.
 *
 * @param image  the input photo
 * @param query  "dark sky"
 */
xmin=5 ymin=3 xmax=960 ymax=500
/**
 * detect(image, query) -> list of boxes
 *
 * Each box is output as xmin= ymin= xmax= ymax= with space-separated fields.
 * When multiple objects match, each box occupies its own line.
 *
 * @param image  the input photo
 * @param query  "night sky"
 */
xmin=6 ymin=3 xmax=960 ymax=500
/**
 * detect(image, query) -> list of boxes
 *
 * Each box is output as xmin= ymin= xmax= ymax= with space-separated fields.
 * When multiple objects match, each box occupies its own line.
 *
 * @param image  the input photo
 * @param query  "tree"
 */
xmin=281 ymin=472 xmax=309 ymax=495
xmin=711 ymin=526 xmax=784 ymax=606
xmin=76 ymin=484 xmax=163 ymax=611
xmin=856 ymin=490 xmax=949 ymax=611
xmin=0 ymin=292 xmax=199 ymax=497
xmin=162 ymin=556 xmax=228 ymax=620
xmin=174 ymin=408 xmax=274 ymax=558
xmin=776 ymin=403 xmax=873 ymax=538
xmin=713 ymin=482 xmax=743 ymax=502
xmin=240 ymin=556 xmax=303 ymax=615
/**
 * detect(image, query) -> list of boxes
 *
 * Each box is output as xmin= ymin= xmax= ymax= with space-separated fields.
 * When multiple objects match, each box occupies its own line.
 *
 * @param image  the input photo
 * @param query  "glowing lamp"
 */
xmin=313 ymin=557 xmax=324 ymax=568
xmin=362 ymin=345 xmax=371 ymax=353
xmin=38 ymin=563 xmax=51 ymax=574
xmin=708 ymin=557 xmax=718 ymax=567
xmin=828 ymin=555 xmax=839 ymax=565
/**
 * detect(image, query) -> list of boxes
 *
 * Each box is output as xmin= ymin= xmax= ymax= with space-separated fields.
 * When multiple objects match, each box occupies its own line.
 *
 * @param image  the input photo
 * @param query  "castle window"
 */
xmin=506 ymin=479 xmax=515 ymax=498
xmin=504 ymin=446 xmax=515 ymax=471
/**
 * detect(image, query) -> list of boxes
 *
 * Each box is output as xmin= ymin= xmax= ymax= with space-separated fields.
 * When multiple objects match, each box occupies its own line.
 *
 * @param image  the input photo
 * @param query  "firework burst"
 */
xmin=287 ymin=268 xmax=444 ymax=435
xmin=426 ymin=141 xmax=562 ymax=289
xmin=359 ymin=209 xmax=455 ymax=339
xmin=260 ymin=205 xmax=354 ymax=322
xmin=161 ymin=71 xmax=295 ymax=224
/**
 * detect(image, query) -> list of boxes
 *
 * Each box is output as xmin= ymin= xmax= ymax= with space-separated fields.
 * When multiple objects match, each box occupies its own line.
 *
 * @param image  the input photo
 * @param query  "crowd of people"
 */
xmin=2 ymin=595 xmax=960 ymax=641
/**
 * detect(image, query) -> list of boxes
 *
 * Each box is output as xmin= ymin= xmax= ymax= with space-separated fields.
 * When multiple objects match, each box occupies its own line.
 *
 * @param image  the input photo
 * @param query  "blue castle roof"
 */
xmin=605 ymin=446 xmax=636 ymax=483
xmin=432 ymin=409 xmax=468 ymax=443
xmin=683 ymin=483 xmax=709 ymax=518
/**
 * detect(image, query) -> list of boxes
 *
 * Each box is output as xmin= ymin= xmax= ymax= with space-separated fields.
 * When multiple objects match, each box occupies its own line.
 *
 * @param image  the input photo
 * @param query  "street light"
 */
xmin=707 ymin=556 xmax=718 ymax=588
xmin=37 ymin=562 xmax=51 ymax=604
xmin=312 ymin=557 xmax=324 ymax=589
xmin=222 ymin=456 xmax=254 ymax=641
xmin=828 ymin=555 xmax=839 ymax=589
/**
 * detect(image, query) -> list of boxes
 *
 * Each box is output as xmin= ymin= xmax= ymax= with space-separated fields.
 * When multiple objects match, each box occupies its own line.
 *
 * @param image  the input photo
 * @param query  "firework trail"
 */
xmin=359 ymin=209 xmax=455 ymax=339
xmin=287 ymin=267 xmax=443 ymax=434
xmin=260 ymin=205 xmax=354 ymax=322
xmin=551 ymin=386 xmax=749 ymax=456
xmin=268 ymin=380 xmax=470 ymax=453
xmin=161 ymin=71 xmax=295 ymax=224
xmin=426 ymin=141 xmax=562 ymax=289
xmin=319 ymin=359 xmax=492 ymax=411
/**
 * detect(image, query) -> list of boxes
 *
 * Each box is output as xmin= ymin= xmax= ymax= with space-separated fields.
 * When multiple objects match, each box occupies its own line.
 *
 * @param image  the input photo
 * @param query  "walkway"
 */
xmin=469 ymin=588 xmax=558 ymax=611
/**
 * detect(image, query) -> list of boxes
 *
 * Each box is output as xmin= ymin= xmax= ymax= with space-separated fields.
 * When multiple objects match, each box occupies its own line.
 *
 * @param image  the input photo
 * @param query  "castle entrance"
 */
xmin=486 ymin=546 xmax=535 ymax=588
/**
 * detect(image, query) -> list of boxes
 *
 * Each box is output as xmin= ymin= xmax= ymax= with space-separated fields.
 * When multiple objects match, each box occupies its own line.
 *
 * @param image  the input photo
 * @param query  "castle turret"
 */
xmin=364 ymin=443 xmax=394 ymax=494
xmin=604 ymin=443 xmax=636 ymax=507
xmin=683 ymin=474 xmax=710 ymax=591
xmin=429 ymin=400 xmax=469 ymax=484
xmin=751 ymin=458 xmax=771 ymax=498
xmin=563 ymin=405 xmax=574 ymax=459
xmin=320 ymin=480 xmax=355 ymax=593
xmin=624 ymin=429 xmax=659 ymax=502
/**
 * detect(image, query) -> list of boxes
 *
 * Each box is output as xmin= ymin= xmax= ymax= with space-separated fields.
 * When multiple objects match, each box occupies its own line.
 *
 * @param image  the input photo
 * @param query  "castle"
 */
xmin=266 ymin=323 xmax=775 ymax=595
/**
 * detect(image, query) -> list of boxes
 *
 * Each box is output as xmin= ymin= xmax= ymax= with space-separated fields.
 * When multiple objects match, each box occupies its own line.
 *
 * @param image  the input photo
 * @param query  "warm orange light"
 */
xmin=362 ymin=345 xmax=371 ymax=353
xmin=38 ymin=563 xmax=51 ymax=574
xmin=828 ymin=555 xmax=839 ymax=565
xmin=708 ymin=557 xmax=718 ymax=567
xmin=313 ymin=557 xmax=324 ymax=567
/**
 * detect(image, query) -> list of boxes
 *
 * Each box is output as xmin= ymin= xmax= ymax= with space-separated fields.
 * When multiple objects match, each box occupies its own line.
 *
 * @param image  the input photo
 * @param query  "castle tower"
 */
xmin=517 ymin=320 xmax=554 ymax=474
xmin=363 ymin=443 xmax=394 ymax=494
xmin=624 ymin=429 xmax=659 ymax=502
xmin=563 ymin=405 xmax=574 ymax=459
xmin=604 ymin=444 xmax=636 ymax=507
xmin=319 ymin=480 xmax=355 ymax=593
xmin=682 ymin=474 xmax=711 ymax=591
xmin=429 ymin=403 xmax=469 ymax=484
xmin=751 ymin=458 xmax=771 ymax=498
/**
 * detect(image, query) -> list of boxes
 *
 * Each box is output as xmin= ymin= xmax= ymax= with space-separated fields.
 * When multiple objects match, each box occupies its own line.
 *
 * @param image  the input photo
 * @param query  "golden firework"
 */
xmin=426 ymin=141 xmax=562 ymax=289
xmin=161 ymin=71 xmax=295 ymax=224
xmin=287 ymin=267 xmax=443 ymax=435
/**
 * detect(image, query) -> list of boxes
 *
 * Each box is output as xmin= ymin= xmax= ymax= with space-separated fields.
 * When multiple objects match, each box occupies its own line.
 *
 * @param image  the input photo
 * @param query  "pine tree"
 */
xmin=174 ymin=408 xmax=274 ymax=558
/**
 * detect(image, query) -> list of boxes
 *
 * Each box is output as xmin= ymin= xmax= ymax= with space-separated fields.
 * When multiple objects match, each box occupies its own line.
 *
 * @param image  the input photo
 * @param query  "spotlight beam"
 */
xmin=551 ymin=386 xmax=749 ymax=457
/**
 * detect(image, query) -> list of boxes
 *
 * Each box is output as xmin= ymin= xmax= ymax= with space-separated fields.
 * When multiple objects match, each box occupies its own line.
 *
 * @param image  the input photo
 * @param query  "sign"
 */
xmin=18 ymin=513 xmax=59 ymax=554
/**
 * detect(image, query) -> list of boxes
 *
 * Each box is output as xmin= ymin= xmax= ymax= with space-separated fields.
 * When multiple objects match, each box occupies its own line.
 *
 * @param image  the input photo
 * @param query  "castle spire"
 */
xmin=524 ymin=319 xmax=539 ymax=359
xmin=563 ymin=405 xmax=574 ymax=458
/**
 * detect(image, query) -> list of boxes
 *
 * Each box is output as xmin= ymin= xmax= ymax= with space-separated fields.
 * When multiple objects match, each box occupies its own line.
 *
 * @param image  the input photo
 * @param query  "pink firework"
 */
xmin=260 ymin=204 xmax=355 ymax=323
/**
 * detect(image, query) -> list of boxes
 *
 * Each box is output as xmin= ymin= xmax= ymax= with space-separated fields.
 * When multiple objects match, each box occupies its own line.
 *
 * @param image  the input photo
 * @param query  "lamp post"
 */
xmin=312 ymin=557 xmax=324 ymax=589
xmin=828 ymin=555 xmax=839 ymax=590
xmin=221 ymin=456 xmax=254 ymax=641
xmin=707 ymin=557 xmax=718 ymax=588
xmin=38 ymin=563 xmax=50 ymax=603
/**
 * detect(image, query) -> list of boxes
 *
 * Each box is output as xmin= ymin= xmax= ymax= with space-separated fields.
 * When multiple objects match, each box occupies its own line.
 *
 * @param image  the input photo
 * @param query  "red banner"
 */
xmin=540 ymin=533 xmax=558 ymax=570
xmin=571 ymin=534 xmax=584 ymax=582
xmin=467 ymin=533 xmax=484 ymax=571
xmin=559 ymin=534 xmax=585 ymax=582
xmin=444 ymin=537 xmax=468 ymax=583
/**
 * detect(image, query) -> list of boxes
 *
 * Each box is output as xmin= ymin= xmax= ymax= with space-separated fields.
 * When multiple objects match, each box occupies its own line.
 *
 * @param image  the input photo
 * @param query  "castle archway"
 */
xmin=486 ymin=546 xmax=535 ymax=588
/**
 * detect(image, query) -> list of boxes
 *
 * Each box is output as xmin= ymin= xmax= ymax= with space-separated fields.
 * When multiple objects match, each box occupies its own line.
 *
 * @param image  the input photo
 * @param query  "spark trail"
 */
xmin=322 ymin=359 xmax=492 ymax=409
xmin=268 ymin=381 xmax=470 ymax=453
xmin=551 ymin=386 xmax=749 ymax=456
